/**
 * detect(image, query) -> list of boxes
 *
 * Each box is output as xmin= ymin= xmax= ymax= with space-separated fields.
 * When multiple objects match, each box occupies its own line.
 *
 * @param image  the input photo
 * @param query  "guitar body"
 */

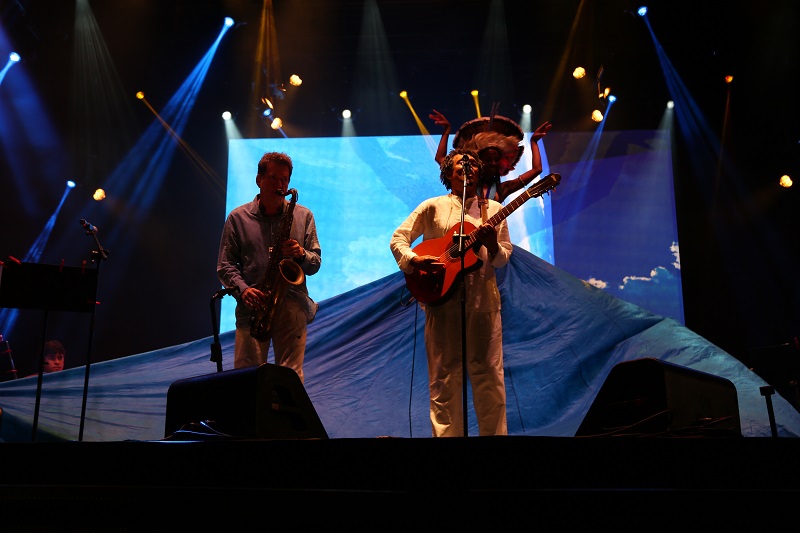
xmin=404 ymin=222 xmax=483 ymax=305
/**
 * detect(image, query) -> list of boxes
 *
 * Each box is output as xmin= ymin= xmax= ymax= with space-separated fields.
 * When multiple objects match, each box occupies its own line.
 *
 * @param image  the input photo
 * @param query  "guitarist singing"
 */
xmin=389 ymin=148 xmax=512 ymax=437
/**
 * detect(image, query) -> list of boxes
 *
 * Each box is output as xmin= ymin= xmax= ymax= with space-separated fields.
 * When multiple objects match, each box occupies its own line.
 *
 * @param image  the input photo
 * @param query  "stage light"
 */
xmin=262 ymin=108 xmax=272 ymax=117
xmin=221 ymin=111 xmax=232 ymax=120
xmin=470 ymin=90 xmax=481 ymax=117
xmin=591 ymin=110 xmax=604 ymax=122
xmin=725 ymin=75 xmax=733 ymax=84
xmin=399 ymin=90 xmax=408 ymax=99
xmin=136 ymin=91 xmax=144 ymax=100
xmin=342 ymin=109 xmax=351 ymax=119
xmin=573 ymin=67 xmax=586 ymax=79
xmin=224 ymin=17 xmax=234 ymax=28
xmin=9 ymin=52 xmax=20 ymax=62
xmin=93 ymin=189 xmax=106 ymax=201
xmin=270 ymin=117 xmax=283 ymax=130
xmin=779 ymin=175 xmax=792 ymax=188
xmin=289 ymin=74 xmax=302 ymax=86
xmin=667 ymin=100 xmax=674 ymax=109
xmin=67 ymin=180 xmax=76 ymax=188
xmin=637 ymin=6 xmax=647 ymax=16
xmin=522 ymin=104 xmax=532 ymax=114
xmin=608 ymin=95 xmax=616 ymax=103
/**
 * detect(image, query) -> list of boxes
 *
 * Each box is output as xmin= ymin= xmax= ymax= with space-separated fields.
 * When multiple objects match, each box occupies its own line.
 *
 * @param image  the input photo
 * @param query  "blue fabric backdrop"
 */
xmin=1 ymin=246 xmax=798 ymax=442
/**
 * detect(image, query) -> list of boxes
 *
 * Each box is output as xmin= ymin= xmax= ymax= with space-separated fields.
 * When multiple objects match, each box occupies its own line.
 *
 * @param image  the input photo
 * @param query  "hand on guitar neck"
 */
xmin=473 ymin=223 xmax=499 ymax=256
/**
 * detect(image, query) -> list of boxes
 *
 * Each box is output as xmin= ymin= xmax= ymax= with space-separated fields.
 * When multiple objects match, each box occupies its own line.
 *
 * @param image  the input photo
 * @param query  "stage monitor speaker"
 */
xmin=164 ymin=363 xmax=328 ymax=440
xmin=575 ymin=358 xmax=741 ymax=437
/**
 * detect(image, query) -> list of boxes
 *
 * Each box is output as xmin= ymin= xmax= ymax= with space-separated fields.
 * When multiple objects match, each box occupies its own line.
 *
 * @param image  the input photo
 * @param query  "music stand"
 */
xmin=0 ymin=260 xmax=99 ymax=441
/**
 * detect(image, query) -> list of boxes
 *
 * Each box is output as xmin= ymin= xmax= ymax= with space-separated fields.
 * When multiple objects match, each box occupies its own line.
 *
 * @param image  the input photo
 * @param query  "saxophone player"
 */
xmin=217 ymin=151 xmax=321 ymax=383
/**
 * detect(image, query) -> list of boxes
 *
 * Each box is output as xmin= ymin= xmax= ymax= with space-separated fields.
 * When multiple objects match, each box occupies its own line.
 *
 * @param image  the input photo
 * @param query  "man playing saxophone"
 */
xmin=217 ymin=151 xmax=321 ymax=383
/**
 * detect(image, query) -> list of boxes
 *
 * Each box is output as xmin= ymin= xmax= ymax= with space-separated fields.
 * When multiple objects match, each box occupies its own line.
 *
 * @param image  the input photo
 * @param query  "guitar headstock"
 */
xmin=527 ymin=172 xmax=561 ymax=197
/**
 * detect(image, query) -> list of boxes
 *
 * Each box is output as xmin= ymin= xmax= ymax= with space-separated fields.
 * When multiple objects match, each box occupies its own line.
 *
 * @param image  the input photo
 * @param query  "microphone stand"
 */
xmin=455 ymin=160 xmax=472 ymax=437
xmin=78 ymin=220 xmax=108 ymax=442
xmin=210 ymin=288 xmax=235 ymax=372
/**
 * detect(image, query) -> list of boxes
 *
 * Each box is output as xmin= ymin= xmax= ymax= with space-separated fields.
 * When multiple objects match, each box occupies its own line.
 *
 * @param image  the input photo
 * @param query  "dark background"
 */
xmin=1 ymin=1 xmax=798 ymax=394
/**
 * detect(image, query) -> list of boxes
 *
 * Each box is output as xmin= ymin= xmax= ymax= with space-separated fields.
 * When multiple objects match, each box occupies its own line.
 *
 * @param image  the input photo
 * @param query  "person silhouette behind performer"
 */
xmin=430 ymin=109 xmax=552 ymax=212
xmin=217 ymin=151 xmax=321 ymax=383
xmin=390 ymin=148 xmax=513 ymax=437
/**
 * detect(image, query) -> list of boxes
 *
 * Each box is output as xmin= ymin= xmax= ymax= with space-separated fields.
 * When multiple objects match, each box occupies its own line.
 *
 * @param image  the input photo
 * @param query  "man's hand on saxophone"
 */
xmin=241 ymin=287 xmax=267 ymax=310
xmin=282 ymin=238 xmax=305 ymax=260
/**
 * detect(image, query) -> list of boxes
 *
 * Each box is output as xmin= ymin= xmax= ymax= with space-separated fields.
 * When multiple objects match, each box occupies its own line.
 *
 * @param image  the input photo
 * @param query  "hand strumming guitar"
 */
xmin=410 ymin=255 xmax=445 ymax=273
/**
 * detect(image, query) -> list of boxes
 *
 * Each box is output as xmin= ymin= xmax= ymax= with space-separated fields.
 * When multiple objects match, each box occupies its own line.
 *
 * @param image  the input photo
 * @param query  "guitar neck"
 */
xmin=450 ymin=173 xmax=560 ymax=253
xmin=479 ymin=172 xmax=561 ymax=232
xmin=485 ymin=188 xmax=535 ymax=228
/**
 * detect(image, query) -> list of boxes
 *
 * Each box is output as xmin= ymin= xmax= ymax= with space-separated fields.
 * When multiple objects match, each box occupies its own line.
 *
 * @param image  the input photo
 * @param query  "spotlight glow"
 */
xmin=67 ymin=180 xmax=76 ymax=188
xmin=224 ymin=17 xmax=234 ymax=27
xmin=289 ymin=74 xmax=302 ymax=86
xmin=136 ymin=91 xmax=145 ymax=100
xmin=779 ymin=175 xmax=793 ymax=188
xmin=270 ymin=117 xmax=283 ymax=130
xmin=637 ymin=6 xmax=647 ymax=16
xmin=573 ymin=67 xmax=586 ymax=79
xmin=591 ymin=110 xmax=604 ymax=122
xmin=9 ymin=52 xmax=21 ymax=62
xmin=522 ymin=104 xmax=532 ymax=114
xmin=93 ymin=189 xmax=106 ymax=201
xmin=399 ymin=90 xmax=408 ymax=99
xmin=667 ymin=100 xmax=674 ymax=109
xmin=608 ymin=95 xmax=616 ymax=103
xmin=342 ymin=109 xmax=352 ymax=119
xmin=222 ymin=111 xmax=232 ymax=120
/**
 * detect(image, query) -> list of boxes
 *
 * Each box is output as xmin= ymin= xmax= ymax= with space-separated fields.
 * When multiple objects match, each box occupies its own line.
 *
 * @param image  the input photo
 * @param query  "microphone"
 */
xmin=79 ymin=219 xmax=98 ymax=233
xmin=462 ymin=158 xmax=473 ymax=184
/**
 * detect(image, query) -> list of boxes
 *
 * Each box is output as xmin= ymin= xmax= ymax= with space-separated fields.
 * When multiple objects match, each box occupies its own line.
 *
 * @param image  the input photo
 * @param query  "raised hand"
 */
xmin=429 ymin=109 xmax=451 ymax=132
xmin=531 ymin=121 xmax=552 ymax=142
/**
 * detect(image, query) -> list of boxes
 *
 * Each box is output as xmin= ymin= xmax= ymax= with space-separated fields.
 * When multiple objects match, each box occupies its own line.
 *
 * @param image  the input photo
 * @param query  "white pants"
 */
xmin=234 ymin=296 xmax=308 ymax=383
xmin=423 ymin=297 xmax=507 ymax=437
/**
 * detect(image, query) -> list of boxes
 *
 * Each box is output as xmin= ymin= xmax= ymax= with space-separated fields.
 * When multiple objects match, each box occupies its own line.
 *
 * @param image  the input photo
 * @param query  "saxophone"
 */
xmin=249 ymin=188 xmax=305 ymax=342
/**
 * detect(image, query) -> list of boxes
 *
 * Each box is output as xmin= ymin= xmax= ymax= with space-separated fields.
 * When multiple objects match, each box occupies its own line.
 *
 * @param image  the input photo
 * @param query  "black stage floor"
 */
xmin=2 ymin=435 xmax=799 ymax=531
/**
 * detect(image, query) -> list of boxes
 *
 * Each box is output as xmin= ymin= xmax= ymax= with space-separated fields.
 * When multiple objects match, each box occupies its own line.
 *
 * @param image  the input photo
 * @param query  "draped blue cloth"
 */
xmin=2 ymin=246 xmax=798 ymax=441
